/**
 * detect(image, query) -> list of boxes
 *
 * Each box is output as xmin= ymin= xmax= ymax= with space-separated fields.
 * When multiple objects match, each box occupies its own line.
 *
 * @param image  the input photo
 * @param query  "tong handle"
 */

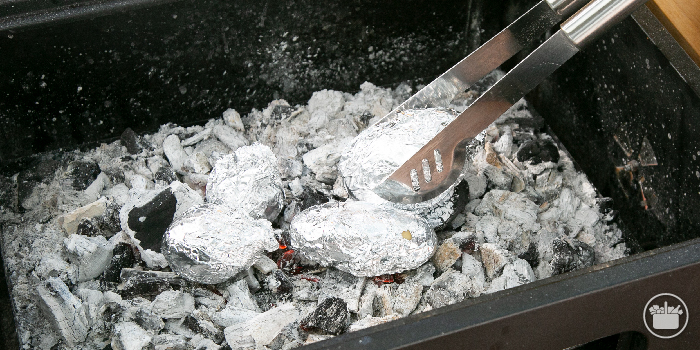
xmin=562 ymin=0 xmax=649 ymax=48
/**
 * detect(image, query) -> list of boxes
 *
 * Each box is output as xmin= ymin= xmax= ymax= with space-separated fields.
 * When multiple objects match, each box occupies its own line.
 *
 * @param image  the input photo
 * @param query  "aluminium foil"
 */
xmin=206 ymin=143 xmax=284 ymax=221
xmin=289 ymin=200 xmax=436 ymax=277
xmin=163 ymin=203 xmax=278 ymax=284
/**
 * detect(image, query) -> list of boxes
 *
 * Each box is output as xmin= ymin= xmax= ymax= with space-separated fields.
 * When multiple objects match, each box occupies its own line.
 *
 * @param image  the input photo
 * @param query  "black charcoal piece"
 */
xmin=120 ymin=127 xmax=142 ymax=154
xmin=76 ymin=218 xmax=101 ymax=236
xmin=518 ymin=243 xmax=540 ymax=268
xmin=436 ymin=180 xmax=469 ymax=231
xmin=300 ymin=297 xmax=349 ymax=335
xmin=551 ymin=239 xmax=596 ymax=275
xmin=182 ymin=311 xmax=224 ymax=343
xmin=127 ymin=188 xmax=177 ymax=252
xmin=97 ymin=201 xmax=122 ymax=234
xmin=119 ymin=268 xmax=187 ymax=297
xmin=133 ymin=308 xmax=165 ymax=331
xmin=154 ymin=166 xmax=178 ymax=184
xmin=298 ymin=189 xmax=329 ymax=212
xmin=268 ymin=321 xmax=309 ymax=350
xmin=516 ymin=139 xmax=560 ymax=165
xmin=102 ymin=243 xmax=139 ymax=283
xmin=66 ymin=160 xmax=101 ymax=190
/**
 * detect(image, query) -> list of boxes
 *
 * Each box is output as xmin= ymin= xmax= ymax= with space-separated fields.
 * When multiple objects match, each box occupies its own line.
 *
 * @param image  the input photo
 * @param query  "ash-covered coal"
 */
xmin=0 ymin=76 xmax=628 ymax=350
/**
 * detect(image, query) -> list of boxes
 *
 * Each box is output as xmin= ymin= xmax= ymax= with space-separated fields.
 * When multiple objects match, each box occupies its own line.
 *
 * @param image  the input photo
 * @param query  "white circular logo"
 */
xmin=644 ymin=293 xmax=688 ymax=339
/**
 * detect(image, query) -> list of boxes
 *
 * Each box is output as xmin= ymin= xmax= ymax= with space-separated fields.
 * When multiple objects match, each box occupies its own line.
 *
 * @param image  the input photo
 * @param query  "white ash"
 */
xmin=290 ymin=201 xmax=436 ymax=277
xmin=205 ymin=143 xmax=284 ymax=221
xmin=163 ymin=203 xmax=278 ymax=284
xmin=0 ymin=77 xmax=628 ymax=350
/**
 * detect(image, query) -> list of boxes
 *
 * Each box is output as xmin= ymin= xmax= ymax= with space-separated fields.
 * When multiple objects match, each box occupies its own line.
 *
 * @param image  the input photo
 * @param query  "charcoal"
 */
xmin=64 ymin=234 xmax=113 ymax=282
xmin=153 ymin=334 xmax=189 ymax=350
xmin=36 ymin=277 xmax=89 ymax=347
xmin=247 ymin=303 xmax=301 ymax=347
xmin=120 ymin=127 xmax=142 ymax=154
xmin=127 ymin=188 xmax=177 ymax=252
xmin=133 ymin=308 xmax=165 ymax=332
xmin=163 ymin=134 xmax=189 ymax=171
xmin=102 ymin=242 xmax=139 ymax=283
xmin=424 ymin=269 xmax=472 ymax=309
xmin=151 ymin=290 xmax=195 ymax=319
xmin=154 ymin=166 xmax=178 ymax=184
xmin=461 ymin=254 xmax=486 ymax=296
xmin=213 ymin=305 xmax=260 ymax=328
xmin=111 ymin=322 xmax=152 ymax=350
xmin=266 ymin=270 xmax=293 ymax=295
xmin=516 ymin=139 xmax=560 ymax=165
xmin=268 ymin=321 xmax=308 ymax=350
xmin=298 ymin=188 xmax=330 ymax=212
xmin=486 ymin=259 xmax=535 ymax=294
xmin=392 ymin=281 xmax=423 ymax=316
xmin=97 ymin=200 xmax=123 ymax=234
xmin=34 ymin=255 xmax=71 ymax=281
xmin=213 ymin=124 xmax=248 ymax=151
xmin=253 ymin=255 xmax=278 ymax=275
xmin=183 ymin=310 xmax=224 ymax=343
xmin=300 ymin=297 xmax=348 ymax=335
xmin=518 ymin=242 xmax=540 ymax=268
xmin=76 ymin=217 xmax=101 ymax=236
xmin=318 ymin=269 xmax=366 ymax=313
xmin=119 ymin=268 xmax=187 ymax=297
xmin=66 ymin=160 xmax=101 ymax=190
xmin=432 ymin=240 xmax=462 ymax=272
xmin=59 ymin=198 xmax=107 ymax=234
xmin=226 ymin=279 xmax=260 ymax=312
xmin=480 ymin=243 xmax=511 ymax=280
xmin=551 ymin=239 xmax=596 ymax=275
xmin=302 ymin=138 xmax=353 ymax=184
xmin=193 ymin=288 xmax=226 ymax=311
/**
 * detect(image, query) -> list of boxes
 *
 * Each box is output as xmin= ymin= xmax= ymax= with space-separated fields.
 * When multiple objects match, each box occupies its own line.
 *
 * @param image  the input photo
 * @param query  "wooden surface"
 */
xmin=648 ymin=0 xmax=700 ymax=66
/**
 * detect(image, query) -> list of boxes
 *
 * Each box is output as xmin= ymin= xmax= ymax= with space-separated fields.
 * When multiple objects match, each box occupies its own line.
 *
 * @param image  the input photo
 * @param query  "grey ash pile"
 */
xmin=0 ymin=74 xmax=627 ymax=350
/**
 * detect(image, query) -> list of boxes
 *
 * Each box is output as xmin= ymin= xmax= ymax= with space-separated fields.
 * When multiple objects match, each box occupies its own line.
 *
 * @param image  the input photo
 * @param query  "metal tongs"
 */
xmin=373 ymin=0 xmax=649 ymax=204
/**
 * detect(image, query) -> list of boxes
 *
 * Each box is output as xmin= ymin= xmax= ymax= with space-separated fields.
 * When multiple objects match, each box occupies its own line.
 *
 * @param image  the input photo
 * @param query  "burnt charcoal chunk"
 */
xmin=128 ymin=188 xmax=177 ymax=252
xmin=120 ymin=127 xmax=142 ymax=155
xmin=102 ymin=243 xmax=139 ymax=283
xmin=133 ymin=308 xmax=164 ymax=331
xmin=300 ymin=297 xmax=349 ymax=335
xmin=97 ymin=201 xmax=122 ymax=234
xmin=268 ymin=321 xmax=309 ymax=350
xmin=154 ymin=166 xmax=178 ymax=184
xmin=67 ymin=160 xmax=101 ymax=190
xmin=76 ymin=218 xmax=101 ymax=236
xmin=182 ymin=312 xmax=224 ymax=343
xmin=518 ymin=243 xmax=540 ymax=268
xmin=516 ymin=140 xmax=560 ymax=165
xmin=119 ymin=268 xmax=187 ymax=297
xmin=298 ymin=190 xmax=329 ymax=212
xmin=551 ymin=239 xmax=595 ymax=275
xmin=267 ymin=270 xmax=293 ymax=295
